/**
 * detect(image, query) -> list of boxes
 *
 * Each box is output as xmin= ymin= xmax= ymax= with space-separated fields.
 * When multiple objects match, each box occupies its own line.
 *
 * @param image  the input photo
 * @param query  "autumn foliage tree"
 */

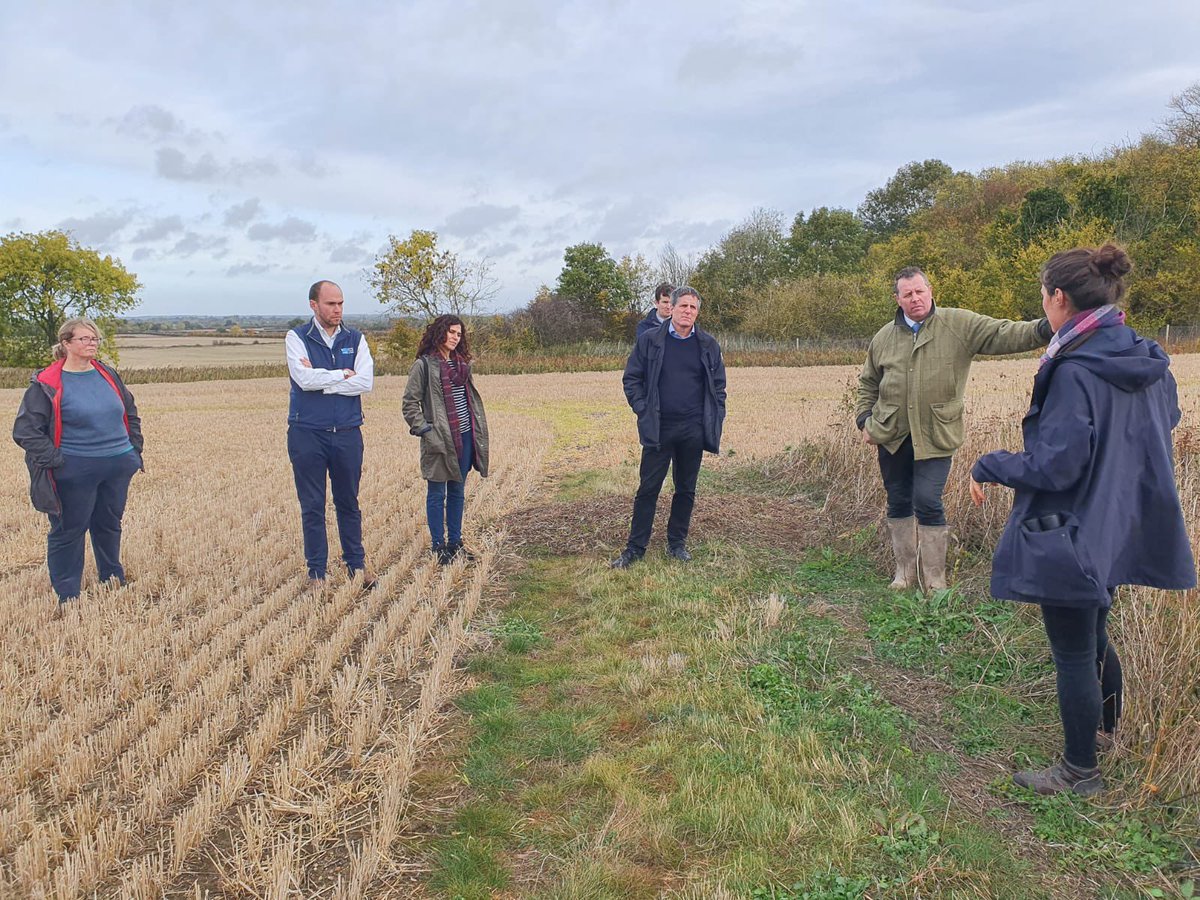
xmin=0 ymin=230 xmax=140 ymax=367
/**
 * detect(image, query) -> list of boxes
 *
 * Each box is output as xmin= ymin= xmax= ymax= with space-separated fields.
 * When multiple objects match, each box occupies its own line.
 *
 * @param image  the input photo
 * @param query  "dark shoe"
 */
xmin=666 ymin=546 xmax=692 ymax=563
xmin=306 ymin=576 xmax=326 ymax=595
xmin=349 ymin=568 xmax=379 ymax=592
xmin=610 ymin=549 xmax=642 ymax=569
xmin=1013 ymin=760 xmax=1104 ymax=797
xmin=447 ymin=541 xmax=477 ymax=563
xmin=432 ymin=544 xmax=452 ymax=566
xmin=1095 ymin=730 xmax=1115 ymax=753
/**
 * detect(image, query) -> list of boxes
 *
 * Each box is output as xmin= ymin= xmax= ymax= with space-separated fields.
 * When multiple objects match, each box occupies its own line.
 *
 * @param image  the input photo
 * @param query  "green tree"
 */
xmin=691 ymin=208 xmax=787 ymax=329
xmin=368 ymin=229 xmax=497 ymax=319
xmin=859 ymin=159 xmax=954 ymax=238
xmin=786 ymin=207 xmax=869 ymax=275
xmin=616 ymin=253 xmax=655 ymax=314
xmin=556 ymin=243 xmax=631 ymax=321
xmin=0 ymin=230 xmax=140 ymax=367
xmin=1017 ymin=187 xmax=1072 ymax=244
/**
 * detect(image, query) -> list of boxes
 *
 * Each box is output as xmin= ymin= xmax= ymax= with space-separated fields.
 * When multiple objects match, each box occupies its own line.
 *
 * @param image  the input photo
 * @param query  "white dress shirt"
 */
xmin=285 ymin=320 xmax=374 ymax=396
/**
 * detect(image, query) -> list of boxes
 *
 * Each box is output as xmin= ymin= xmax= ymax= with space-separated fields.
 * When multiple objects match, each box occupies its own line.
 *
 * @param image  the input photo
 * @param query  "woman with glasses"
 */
xmin=13 ymin=317 xmax=144 ymax=605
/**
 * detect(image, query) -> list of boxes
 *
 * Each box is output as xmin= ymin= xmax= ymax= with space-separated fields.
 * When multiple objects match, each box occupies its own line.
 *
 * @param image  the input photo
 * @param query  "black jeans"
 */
xmin=1041 ymin=604 xmax=1123 ymax=770
xmin=625 ymin=419 xmax=705 ymax=556
xmin=877 ymin=436 xmax=952 ymax=526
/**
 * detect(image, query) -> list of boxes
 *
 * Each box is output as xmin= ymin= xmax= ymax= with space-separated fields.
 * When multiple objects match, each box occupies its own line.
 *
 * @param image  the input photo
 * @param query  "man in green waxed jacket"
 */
xmin=855 ymin=267 xmax=1052 ymax=593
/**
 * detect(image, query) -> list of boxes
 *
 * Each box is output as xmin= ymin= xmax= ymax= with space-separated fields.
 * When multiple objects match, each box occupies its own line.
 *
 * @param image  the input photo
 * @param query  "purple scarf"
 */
xmin=1039 ymin=304 xmax=1125 ymax=370
xmin=435 ymin=353 xmax=472 ymax=460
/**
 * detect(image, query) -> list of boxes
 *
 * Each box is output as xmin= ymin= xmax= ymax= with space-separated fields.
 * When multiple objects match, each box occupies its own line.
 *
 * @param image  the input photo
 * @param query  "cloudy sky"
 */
xmin=2 ymin=1 xmax=1199 ymax=316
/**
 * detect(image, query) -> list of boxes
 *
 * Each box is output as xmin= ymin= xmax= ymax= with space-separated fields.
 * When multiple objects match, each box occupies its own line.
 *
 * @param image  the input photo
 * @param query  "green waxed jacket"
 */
xmin=402 ymin=356 xmax=490 ymax=482
xmin=855 ymin=305 xmax=1051 ymax=460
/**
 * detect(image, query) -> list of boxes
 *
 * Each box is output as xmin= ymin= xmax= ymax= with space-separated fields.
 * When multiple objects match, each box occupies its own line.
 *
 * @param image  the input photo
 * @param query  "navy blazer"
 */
xmin=972 ymin=326 xmax=1195 ymax=607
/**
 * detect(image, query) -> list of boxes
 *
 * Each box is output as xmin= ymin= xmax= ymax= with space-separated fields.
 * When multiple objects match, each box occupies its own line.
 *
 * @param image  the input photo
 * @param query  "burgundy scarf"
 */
xmin=434 ymin=353 xmax=472 ymax=460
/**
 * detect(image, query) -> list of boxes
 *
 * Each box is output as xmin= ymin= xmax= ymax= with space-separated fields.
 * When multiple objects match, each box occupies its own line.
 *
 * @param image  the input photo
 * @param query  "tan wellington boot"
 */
xmin=886 ymin=517 xmax=918 ymax=590
xmin=917 ymin=524 xmax=950 ymax=593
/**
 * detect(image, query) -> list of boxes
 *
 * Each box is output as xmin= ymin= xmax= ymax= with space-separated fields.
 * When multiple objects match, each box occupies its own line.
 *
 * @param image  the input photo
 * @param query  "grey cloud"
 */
xmin=226 ymin=262 xmax=272 ymax=276
xmin=116 ymin=104 xmax=192 ymax=142
xmin=487 ymin=242 xmax=519 ymax=257
xmin=58 ymin=209 xmax=135 ymax=245
xmin=440 ymin=203 xmax=521 ymax=237
xmin=676 ymin=37 xmax=802 ymax=86
xmin=131 ymin=215 xmax=185 ymax=243
xmin=157 ymin=147 xmax=222 ymax=181
xmin=172 ymin=232 xmax=229 ymax=257
xmin=223 ymin=197 xmax=262 ymax=227
xmin=157 ymin=148 xmax=279 ymax=183
xmin=329 ymin=240 xmax=371 ymax=263
xmin=247 ymin=217 xmax=317 ymax=243
xmin=131 ymin=248 xmax=157 ymax=262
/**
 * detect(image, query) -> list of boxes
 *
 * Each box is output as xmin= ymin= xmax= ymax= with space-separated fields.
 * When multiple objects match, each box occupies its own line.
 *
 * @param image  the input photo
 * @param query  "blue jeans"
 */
xmin=427 ymin=430 xmax=473 ymax=547
xmin=287 ymin=426 xmax=365 ymax=579
xmin=47 ymin=450 xmax=140 ymax=601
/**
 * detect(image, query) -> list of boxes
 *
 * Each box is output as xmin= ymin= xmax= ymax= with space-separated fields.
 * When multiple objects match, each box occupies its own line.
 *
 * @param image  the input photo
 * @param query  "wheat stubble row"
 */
xmin=0 ymin=376 xmax=553 ymax=897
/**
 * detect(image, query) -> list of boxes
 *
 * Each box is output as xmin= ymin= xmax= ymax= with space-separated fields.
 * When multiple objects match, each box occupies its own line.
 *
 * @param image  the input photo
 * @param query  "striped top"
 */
xmin=447 ymin=359 xmax=472 ymax=433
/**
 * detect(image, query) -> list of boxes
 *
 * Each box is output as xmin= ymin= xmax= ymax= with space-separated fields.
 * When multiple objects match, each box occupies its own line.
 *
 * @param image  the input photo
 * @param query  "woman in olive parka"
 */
xmin=402 ymin=315 xmax=489 ymax=564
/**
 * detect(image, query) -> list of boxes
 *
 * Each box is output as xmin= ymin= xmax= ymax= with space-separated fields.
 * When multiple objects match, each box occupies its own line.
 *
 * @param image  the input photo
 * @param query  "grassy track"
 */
xmin=407 ymin=463 xmax=1198 ymax=898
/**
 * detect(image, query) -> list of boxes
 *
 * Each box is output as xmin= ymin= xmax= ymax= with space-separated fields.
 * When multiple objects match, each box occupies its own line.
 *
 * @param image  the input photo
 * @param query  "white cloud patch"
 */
xmin=440 ymin=203 xmax=521 ymax=237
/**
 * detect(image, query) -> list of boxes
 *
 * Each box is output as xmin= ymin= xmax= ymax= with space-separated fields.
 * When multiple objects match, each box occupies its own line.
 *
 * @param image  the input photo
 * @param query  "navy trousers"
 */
xmin=625 ymin=418 xmax=705 ymax=556
xmin=426 ymin=429 xmax=473 ymax=547
xmin=48 ymin=450 xmax=140 ymax=602
xmin=877 ymin=436 xmax=953 ymax=526
xmin=287 ymin=426 xmax=365 ymax=579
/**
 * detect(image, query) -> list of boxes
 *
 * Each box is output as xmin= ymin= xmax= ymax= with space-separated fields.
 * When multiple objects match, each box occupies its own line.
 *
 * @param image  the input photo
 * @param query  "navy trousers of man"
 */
xmin=877 ymin=435 xmax=953 ymax=526
xmin=287 ymin=426 xmax=365 ymax=579
xmin=48 ymin=450 xmax=140 ymax=602
xmin=625 ymin=418 xmax=705 ymax=556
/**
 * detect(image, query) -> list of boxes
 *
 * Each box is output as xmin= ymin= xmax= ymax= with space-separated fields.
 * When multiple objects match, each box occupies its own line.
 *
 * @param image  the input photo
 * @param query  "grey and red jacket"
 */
xmin=12 ymin=359 xmax=143 ymax=515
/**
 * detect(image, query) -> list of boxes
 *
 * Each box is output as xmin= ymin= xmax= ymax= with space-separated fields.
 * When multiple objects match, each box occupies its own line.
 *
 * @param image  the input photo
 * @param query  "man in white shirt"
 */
xmin=285 ymin=280 xmax=376 ymax=590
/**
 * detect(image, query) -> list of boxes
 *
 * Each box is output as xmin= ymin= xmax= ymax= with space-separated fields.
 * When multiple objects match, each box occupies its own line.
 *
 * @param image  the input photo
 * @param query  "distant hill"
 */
xmin=117 ymin=314 xmax=395 ymax=334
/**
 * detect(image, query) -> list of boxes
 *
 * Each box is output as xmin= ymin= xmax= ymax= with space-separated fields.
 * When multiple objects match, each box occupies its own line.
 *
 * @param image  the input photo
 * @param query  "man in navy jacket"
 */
xmin=613 ymin=286 xmax=726 ymax=568
xmin=636 ymin=282 xmax=675 ymax=338
xmin=285 ymin=280 xmax=376 ymax=590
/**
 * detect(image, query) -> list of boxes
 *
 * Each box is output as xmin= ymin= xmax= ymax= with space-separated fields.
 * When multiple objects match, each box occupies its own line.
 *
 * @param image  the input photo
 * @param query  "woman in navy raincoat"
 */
xmin=970 ymin=244 xmax=1194 ymax=797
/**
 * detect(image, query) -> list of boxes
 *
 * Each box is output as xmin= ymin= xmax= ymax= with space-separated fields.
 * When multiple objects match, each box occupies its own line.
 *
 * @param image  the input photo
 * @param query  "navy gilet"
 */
xmin=287 ymin=321 xmax=365 ymax=430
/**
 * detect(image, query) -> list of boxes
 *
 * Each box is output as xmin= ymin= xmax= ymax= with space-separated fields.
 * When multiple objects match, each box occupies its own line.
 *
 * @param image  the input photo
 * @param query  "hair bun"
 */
xmin=1091 ymin=243 xmax=1132 ymax=280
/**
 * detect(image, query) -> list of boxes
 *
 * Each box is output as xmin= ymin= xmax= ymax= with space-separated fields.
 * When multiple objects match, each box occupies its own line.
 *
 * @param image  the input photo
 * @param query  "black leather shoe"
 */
xmin=447 ymin=541 xmax=477 ymax=563
xmin=610 ymin=549 xmax=642 ymax=569
xmin=667 ymin=546 xmax=692 ymax=562
xmin=432 ymin=545 xmax=451 ymax=566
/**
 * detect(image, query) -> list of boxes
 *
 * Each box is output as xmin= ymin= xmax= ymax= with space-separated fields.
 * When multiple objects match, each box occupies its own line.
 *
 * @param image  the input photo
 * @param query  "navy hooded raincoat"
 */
xmin=971 ymin=325 xmax=1195 ymax=608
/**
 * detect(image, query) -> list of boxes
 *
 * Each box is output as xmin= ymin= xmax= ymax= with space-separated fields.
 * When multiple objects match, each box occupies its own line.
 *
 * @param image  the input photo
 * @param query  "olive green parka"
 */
xmin=855 ymin=305 xmax=1051 ymax=460
xmin=402 ymin=355 xmax=490 ymax=482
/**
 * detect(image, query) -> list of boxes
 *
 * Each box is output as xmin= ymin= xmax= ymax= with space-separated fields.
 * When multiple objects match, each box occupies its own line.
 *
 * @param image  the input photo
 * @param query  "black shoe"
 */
xmin=666 ymin=546 xmax=692 ymax=563
xmin=432 ymin=544 xmax=452 ymax=566
xmin=447 ymin=541 xmax=477 ymax=563
xmin=610 ymin=549 xmax=642 ymax=569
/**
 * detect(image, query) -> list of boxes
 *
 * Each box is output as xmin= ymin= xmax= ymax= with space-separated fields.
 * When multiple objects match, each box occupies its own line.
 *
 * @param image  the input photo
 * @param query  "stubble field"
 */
xmin=1 ymin=359 xmax=1198 ymax=897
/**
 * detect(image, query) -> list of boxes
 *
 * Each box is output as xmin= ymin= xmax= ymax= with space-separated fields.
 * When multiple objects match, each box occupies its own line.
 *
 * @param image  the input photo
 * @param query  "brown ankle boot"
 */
xmin=1013 ymin=759 xmax=1104 ymax=797
xmin=886 ymin=517 xmax=918 ymax=590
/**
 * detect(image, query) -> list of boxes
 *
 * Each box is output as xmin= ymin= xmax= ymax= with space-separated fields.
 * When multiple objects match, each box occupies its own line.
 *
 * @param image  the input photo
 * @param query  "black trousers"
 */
xmin=1041 ymin=604 xmax=1123 ymax=770
xmin=625 ymin=419 xmax=705 ymax=556
xmin=877 ymin=436 xmax=952 ymax=526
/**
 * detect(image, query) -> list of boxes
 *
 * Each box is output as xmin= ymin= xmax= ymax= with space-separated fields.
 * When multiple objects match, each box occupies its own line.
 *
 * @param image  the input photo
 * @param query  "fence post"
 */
xmin=1165 ymin=323 xmax=1170 ymax=348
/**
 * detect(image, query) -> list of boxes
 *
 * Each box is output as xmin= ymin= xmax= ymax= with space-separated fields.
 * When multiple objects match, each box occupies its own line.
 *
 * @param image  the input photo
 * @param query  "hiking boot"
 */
xmin=917 ymin=524 xmax=950 ymax=592
xmin=1096 ymin=730 xmax=1115 ymax=753
xmin=666 ymin=545 xmax=692 ymax=563
xmin=1013 ymin=759 xmax=1104 ymax=797
xmin=886 ymin=516 xmax=918 ymax=590
xmin=610 ymin=549 xmax=642 ymax=569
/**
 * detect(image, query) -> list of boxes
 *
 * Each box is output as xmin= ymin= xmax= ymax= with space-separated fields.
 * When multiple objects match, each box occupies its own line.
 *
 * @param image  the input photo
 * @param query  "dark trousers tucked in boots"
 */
xmin=47 ymin=450 xmax=140 ymax=601
xmin=625 ymin=419 xmax=704 ymax=556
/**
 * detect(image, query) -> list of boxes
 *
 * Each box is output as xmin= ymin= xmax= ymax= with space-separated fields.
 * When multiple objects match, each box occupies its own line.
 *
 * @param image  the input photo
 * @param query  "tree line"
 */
xmin=2 ymin=84 xmax=1198 ymax=366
